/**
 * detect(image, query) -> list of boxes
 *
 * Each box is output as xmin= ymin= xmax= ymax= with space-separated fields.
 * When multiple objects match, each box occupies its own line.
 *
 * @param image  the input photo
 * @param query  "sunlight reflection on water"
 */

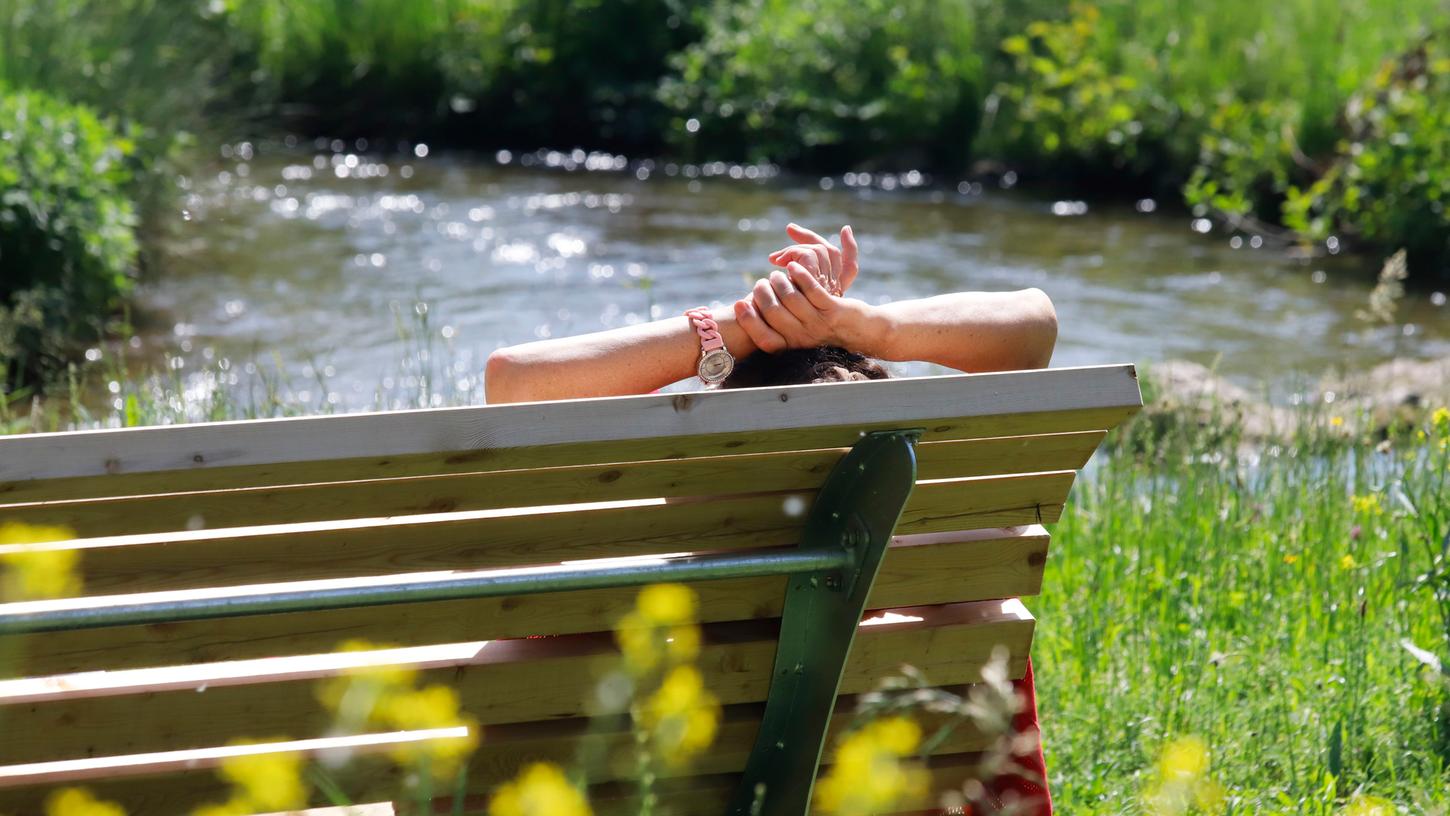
xmin=135 ymin=143 xmax=1450 ymax=410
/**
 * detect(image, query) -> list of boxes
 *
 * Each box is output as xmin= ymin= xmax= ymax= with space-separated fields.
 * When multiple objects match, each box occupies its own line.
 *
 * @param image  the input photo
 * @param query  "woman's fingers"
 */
xmin=734 ymin=299 xmax=786 ymax=353
xmin=752 ymin=276 xmax=805 ymax=340
xmin=771 ymin=268 xmax=821 ymax=327
xmin=786 ymin=261 xmax=836 ymax=311
xmin=809 ymin=244 xmax=838 ymax=294
xmin=785 ymin=223 xmax=844 ymax=293
xmin=839 ymin=225 xmax=858 ymax=291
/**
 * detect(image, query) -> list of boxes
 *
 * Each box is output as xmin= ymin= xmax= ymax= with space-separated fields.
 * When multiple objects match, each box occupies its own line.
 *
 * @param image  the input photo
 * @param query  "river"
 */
xmin=134 ymin=142 xmax=1449 ymax=411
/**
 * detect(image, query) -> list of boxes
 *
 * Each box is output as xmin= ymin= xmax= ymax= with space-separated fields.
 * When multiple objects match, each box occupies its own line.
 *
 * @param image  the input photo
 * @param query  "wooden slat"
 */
xmin=2 ymin=470 xmax=1073 ymax=601
xmin=0 ymin=691 xmax=988 ymax=791
xmin=0 ymin=733 xmax=991 ymax=816
xmin=0 ymin=365 xmax=1141 ymax=502
xmin=0 ymin=432 xmax=1105 ymax=538
xmin=2 ymin=527 xmax=1049 ymax=677
xmin=0 ymin=600 xmax=1034 ymax=764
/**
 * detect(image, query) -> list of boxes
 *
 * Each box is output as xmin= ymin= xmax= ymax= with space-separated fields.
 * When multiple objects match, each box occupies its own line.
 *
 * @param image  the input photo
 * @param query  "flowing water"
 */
xmin=136 ymin=143 xmax=1450 ymax=410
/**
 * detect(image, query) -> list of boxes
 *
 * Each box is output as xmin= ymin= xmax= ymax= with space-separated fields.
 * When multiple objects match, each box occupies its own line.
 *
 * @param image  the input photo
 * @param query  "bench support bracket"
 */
xmin=728 ymin=429 xmax=921 ymax=816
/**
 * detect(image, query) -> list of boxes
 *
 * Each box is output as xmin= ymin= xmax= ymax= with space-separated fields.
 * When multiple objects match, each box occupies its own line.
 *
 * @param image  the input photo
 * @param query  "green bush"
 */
xmin=0 ymin=91 xmax=138 ymax=390
xmin=1282 ymin=32 xmax=1450 ymax=275
xmin=658 ymin=0 xmax=982 ymax=169
xmin=225 ymin=0 xmax=515 ymax=133
xmin=986 ymin=3 xmax=1179 ymax=186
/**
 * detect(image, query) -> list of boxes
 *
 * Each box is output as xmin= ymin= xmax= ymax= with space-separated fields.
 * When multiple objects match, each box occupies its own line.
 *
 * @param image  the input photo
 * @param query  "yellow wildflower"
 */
xmin=640 ymin=664 xmax=721 ymax=764
xmin=45 ymin=788 xmax=127 ymax=816
xmin=316 ymin=639 xmax=478 ymax=780
xmin=815 ymin=717 xmax=930 ymax=816
xmin=1341 ymin=794 xmax=1396 ymax=816
xmin=0 ymin=522 xmax=80 ymax=601
xmin=1143 ymin=736 xmax=1224 ymax=816
xmin=614 ymin=584 xmax=703 ymax=676
xmin=1351 ymin=494 xmax=1383 ymax=516
xmin=637 ymin=583 xmax=695 ymax=626
xmin=488 ymin=762 xmax=592 ymax=816
xmin=1340 ymin=554 xmax=1358 ymax=570
xmin=1158 ymin=736 xmax=1208 ymax=781
xmin=1432 ymin=406 xmax=1450 ymax=436
xmin=1282 ymin=553 xmax=1300 ymax=565
xmin=217 ymin=743 xmax=307 ymax=812
xmin=376 ymin=685 xmax=479 ymax=776
xmin=1330 ymin=416 xmax=1345 ymax=428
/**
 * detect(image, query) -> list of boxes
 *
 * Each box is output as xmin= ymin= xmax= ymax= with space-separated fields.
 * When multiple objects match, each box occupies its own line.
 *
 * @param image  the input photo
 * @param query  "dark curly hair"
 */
xmin=720 ymin=346 xmax=890 ymax=389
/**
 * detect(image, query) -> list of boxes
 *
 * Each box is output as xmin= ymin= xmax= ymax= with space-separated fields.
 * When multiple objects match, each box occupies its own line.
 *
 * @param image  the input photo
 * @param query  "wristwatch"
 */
xmin=684 ymin=306 xmax=734 ymax=384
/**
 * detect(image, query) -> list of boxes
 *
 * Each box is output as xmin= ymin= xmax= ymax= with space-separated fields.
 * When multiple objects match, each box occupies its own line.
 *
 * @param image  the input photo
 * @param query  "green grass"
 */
xmin=1040 ymin=405 xmax=1450 ymax=813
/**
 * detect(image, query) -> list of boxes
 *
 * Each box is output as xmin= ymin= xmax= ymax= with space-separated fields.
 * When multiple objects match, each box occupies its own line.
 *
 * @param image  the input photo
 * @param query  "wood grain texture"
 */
xmin=0 ymin=432 xmax=1105 ymax=540
xmin=0 ymin=735 xmax=995 ymax=816
xmin=1 ymin=527 xmax=1049 ymax=677
xmin=0 ymin=365 xmax=1140 ymax=502
xmin=0 ymin=600 xmax=1034 ymax=764
xmin=0 ymin=471 xmax=1073 ymax=602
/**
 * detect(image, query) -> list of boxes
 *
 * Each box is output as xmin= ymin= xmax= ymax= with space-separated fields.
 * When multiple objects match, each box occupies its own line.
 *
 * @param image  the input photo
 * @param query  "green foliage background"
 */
xmin=0 ymin=92 xmax=138 ymax=390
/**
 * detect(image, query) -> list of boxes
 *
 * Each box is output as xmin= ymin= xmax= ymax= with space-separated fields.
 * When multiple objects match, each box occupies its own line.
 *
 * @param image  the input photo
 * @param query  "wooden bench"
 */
xmin=0 ymin=365 xmax=1141 ymax=815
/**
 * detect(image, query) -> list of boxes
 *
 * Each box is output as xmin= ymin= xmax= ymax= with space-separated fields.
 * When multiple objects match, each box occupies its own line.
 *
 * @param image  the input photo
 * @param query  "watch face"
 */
xmin=699 ymin=349 xmax=734 ymax=383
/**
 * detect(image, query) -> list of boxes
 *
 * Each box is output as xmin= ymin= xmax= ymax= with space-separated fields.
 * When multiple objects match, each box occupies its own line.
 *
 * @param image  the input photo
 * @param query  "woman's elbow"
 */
xmin=484 ymin=348 xmax=523 ymax=403
xmin=1021 ymin=288 xmax=1058 ymax=369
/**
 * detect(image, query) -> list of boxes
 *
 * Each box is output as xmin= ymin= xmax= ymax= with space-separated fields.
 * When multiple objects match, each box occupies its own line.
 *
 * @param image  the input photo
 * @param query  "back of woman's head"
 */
xmin=720 ymin=346 xmax=889 ymax=389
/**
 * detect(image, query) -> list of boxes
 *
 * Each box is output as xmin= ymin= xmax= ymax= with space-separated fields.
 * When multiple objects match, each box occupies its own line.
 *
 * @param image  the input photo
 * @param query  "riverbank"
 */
xmin=3 ymin=0 xmax=1449 ymax=388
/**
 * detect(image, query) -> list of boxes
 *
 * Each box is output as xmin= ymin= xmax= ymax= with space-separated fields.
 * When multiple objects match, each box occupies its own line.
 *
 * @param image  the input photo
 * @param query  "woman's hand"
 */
xmin=734 ymin=258 xmax=875 ymax=353
xmin=767 ymin=223 xmax=858 ymax=295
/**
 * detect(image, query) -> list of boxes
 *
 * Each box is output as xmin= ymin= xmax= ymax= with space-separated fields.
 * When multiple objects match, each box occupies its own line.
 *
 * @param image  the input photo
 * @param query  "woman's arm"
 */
xmin=484 ymin=306 xmax=760 ymax=404
xmin=735 ymin=259 xmax=1058 ymax=373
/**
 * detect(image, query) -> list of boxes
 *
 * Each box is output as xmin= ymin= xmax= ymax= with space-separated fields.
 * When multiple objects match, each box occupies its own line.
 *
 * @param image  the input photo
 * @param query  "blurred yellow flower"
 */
xmin=0 ymin=522 xmax=80 ymax=601
xmin=640 ymin=664 xmax=721 ymax=764
xmin=376 ymin=685 xmax=479 ymax=775
xmin=1431 ymin=406 xmax=1449 ymax=436
xmin=1282 ymin=553 xmax=1300 ymax=565
xmin=1341 ymin=794 xmax=1396 ymax=816
xmin=1143 ymin=736 xmax=1225 ymax=815
xmin=1330 ymin=416 xmax=1344 ymax=428
xmin=1351 ymin=494 xmax=1383 ymax=516
xmin=316 ymin=639 xmax=478 ymax=780
xmin=638 ymin=583 xmax=695 ymax=626
xmin=488 ymin=762 xmax=592 ymax=816
xmin=45 ymin=787 xmax=127 ymax=816
xmin=216 ymin=743 xmax=307 ymax=812
xmin=815 ymin=717 xmax=929 ymax=816
xmin=614 ymin=583 xmax=703 ymax=676
xmin=1340 ymin=554 xmax=1357 ymax=570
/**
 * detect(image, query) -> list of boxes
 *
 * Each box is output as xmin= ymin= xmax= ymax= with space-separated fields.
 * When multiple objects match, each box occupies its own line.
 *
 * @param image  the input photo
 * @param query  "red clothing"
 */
xmin=985 ymin=659 xmax=1053 ymax=815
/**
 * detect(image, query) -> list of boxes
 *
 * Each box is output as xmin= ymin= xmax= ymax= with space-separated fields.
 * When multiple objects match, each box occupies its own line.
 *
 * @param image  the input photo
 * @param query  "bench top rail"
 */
xmin=0 ymin=365 xmax=1140 ymax=501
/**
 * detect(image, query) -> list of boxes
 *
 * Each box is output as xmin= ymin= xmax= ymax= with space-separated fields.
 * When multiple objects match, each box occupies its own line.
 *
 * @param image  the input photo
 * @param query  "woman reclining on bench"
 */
xmin=483 ymin=223 xmax=1059 ymax=815
xmin=483 ymin=223 xmax=1057 ymax=403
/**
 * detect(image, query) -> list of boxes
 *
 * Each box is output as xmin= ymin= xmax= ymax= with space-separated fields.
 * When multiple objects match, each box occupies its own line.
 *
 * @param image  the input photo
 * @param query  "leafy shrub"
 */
xmin=1282 ymin=31 xmax=1450 ymax=276
xmin=986 ymin=3 xmax=1179 ymax=186
xmin=1183 ymin=98 xmax=1302 ymax=226
xmin=0 ymin=0 xmax=231 ymax=217
xmin=658 ymin=0 xmax=982 ymax=169
xmin=0 ymin=91 xmax=138 ymax=390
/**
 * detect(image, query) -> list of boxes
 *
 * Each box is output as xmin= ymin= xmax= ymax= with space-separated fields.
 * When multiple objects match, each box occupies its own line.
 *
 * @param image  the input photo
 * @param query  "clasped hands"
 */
xmin=733 ymin=223 xmax=862 ymax=353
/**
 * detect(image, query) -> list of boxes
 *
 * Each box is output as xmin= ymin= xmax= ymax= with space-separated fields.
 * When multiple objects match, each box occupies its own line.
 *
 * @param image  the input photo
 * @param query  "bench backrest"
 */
xmin=0 ymin=365 xmax=1141 ymax=814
